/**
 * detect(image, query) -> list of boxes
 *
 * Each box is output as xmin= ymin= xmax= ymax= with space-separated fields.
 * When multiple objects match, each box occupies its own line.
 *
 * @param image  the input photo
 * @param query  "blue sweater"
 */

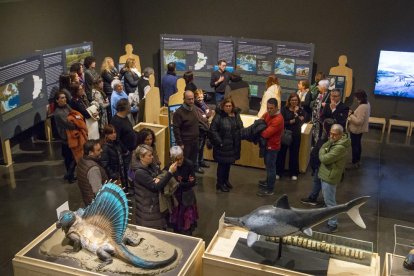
xmin=110 ymin=91 xmax=128 ymax=116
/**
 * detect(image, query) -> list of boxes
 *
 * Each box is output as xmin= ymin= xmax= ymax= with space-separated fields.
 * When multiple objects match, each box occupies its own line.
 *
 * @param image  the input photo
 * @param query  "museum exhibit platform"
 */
xmin=202 ymin=217 xmax=380 ymax=276
xmin=13 ymin=224 xmax=205 ymax=276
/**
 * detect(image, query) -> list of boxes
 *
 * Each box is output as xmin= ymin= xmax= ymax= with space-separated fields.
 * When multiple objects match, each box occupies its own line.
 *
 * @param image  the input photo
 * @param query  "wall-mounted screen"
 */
xmin=160 ymin=34 xmax=314 ymax=100
xmin=374 ymin=50 xmax=414 ymax=99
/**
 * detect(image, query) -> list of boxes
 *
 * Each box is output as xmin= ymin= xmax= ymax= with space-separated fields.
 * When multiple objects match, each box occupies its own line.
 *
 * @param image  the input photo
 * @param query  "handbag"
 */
xmin=281 ymin=129 xmax=293 ymax=146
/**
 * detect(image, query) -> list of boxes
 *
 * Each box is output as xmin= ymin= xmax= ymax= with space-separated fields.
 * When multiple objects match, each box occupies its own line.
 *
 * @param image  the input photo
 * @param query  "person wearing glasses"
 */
xmin=321 ymin=88 xmax=349 ymax=129
xmin=318 ymin=124 xmax=350 ymax=233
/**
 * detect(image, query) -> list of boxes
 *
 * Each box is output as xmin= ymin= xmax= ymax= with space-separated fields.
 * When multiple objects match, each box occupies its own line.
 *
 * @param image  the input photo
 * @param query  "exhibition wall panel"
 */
xmin=121 ymin=0 xmax=414 ymax=120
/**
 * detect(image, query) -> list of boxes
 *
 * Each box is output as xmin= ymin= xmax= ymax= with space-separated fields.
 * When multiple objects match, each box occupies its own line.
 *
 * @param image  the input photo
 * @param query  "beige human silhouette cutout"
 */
xmin=145 ymin=74 xmax=161 ymax=124
xmin=329 ymin=55 xmax=353 ymax=98
xmin=119 ymin=44 xmax=142 ymax=73
xmin=168 ymin=78 xmax=186 ymax=106
xmin=149 ymin=74 xmax=155 ymax=88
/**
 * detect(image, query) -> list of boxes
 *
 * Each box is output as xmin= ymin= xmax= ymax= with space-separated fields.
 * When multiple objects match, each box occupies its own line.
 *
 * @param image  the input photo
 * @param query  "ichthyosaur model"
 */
xmin=56 ymin=182 xmax=178 ymax=270
xmin=225 ymin=194 xmax=370 ymax=247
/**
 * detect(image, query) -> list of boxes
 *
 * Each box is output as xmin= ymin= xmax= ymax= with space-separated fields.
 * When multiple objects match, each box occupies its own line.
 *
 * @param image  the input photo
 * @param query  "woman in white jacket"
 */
xmin=348 ymin=89 xmax=370 ymax=168
xmin=258 ymin=74 xmax=281 ymax=118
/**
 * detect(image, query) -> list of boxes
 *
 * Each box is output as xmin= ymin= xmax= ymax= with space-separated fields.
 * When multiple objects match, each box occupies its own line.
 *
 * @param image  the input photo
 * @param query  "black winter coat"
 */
xmin=121 ymin=69 xmax=139 ymax=94
xmin=101 ymin=68 xmax=120 ymax=96
xmin=210 ymin=108 xmax=243 ymax=164
xmin=240 ymin=119 xmax=267 ymax=143
xmin=101 ymin=140 xmax=128 ymax=184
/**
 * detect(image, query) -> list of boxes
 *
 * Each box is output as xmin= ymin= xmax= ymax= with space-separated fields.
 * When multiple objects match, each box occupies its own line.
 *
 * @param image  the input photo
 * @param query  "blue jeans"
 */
xmin=215 ymin=92 xmax=224 ymax=105
xmin=308 ymin=168 xmax=321 ymax=201
xmin=321 ymin=180 xmax=337 ymax=227
xmin=264 ymin=149 xmax=279 ymax=192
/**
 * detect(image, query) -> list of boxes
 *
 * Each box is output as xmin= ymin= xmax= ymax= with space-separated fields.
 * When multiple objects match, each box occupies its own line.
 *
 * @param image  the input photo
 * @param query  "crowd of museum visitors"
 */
xmin=50 ymin=55 xmax=370 ymax=235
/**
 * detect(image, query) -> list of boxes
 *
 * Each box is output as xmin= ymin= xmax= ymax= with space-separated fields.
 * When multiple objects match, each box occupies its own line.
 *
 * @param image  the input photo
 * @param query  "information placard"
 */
xmin=0 ymin=42 xmax=93 ymax=140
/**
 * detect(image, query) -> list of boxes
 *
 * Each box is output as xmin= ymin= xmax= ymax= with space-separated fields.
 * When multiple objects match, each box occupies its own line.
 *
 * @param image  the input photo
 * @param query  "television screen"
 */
xmin=374 ymin=50 xmax=414 ymax=98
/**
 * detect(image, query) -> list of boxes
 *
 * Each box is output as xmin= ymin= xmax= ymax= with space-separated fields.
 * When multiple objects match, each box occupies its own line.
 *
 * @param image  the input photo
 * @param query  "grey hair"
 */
xmin=111 ymin=79 xmax=123 ymax=90
xmin=135 ymin=144 xmax=153 ymax=159
xmin=170 ymin=146 xmax=183 ymax=160
xmin=331 ymin=124 xmax=344 ymax=134
xmin=318 ymin=79 xmax=329 ymax=89
xmin=143 ymin=67 xmax=154 ymax=78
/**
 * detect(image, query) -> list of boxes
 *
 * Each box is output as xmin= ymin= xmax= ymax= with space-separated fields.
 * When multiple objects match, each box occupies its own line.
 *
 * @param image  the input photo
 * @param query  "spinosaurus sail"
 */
xmin=56 ymin=182 xmax=178 ymax=270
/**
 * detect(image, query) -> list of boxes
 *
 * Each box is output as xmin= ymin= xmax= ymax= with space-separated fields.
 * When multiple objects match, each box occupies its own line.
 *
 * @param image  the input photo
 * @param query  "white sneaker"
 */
xmin=276 ymin=175 xmax=280 ymax=180
xmin=291 ymin=176 xmax=298 ymax=180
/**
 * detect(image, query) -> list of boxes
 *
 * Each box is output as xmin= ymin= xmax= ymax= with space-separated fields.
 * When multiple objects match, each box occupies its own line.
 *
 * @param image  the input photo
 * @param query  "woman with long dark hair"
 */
xmin=276 ymin=93 xmax=307 ymax=180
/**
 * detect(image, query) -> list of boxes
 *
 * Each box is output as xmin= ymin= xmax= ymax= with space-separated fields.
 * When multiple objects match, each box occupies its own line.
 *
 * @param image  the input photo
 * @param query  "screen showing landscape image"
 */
xmin=236 ymin=53 xmax=257 ymax=72
xmin=163 ymin=50 xmax=187 ymax=71
xmin=0 ymin=82 xmax=20 ymax=114
xmin=274 ymin=57 xmax=295 ymax=76
xmin=65 ymin=45 xmax=92 ymax=72
xmin=374 ymin=50 xmax=414 ymax=98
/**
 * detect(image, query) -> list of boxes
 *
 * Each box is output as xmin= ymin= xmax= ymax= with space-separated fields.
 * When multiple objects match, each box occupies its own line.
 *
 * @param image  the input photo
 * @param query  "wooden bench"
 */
xmin=368 ymin=117 xmax=386 ymax=134
xmin=388 ymin=119 xmax=411 ymax=136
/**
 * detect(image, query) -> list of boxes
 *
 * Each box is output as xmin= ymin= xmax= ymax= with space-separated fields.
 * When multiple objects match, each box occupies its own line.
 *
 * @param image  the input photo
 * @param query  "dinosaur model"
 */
xmin=56 ymin=182 xmax=178 ymax=270
xmin=225 ymin=194 xmax=369 ymax=247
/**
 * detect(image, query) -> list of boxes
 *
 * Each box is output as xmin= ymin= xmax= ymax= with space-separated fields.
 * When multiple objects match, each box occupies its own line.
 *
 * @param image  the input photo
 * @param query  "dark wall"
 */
xmin=120 ymin=0 xmax=414 ymax=119
xmin=2 ymin=0 xmax=414 ymax=119
xmin=0 ymin=0 xmax=123 ymax=69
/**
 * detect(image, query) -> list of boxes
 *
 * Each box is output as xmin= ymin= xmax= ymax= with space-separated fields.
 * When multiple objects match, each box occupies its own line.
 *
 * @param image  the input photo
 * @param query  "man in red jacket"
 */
xmin=257 ymin=98 xmax=284 ymax=196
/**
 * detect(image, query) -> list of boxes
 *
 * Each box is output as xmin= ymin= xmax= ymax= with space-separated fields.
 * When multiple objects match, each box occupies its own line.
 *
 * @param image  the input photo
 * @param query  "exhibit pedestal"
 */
xmin=203 ymin=226 xmax=379 ymax=276
xmin=1 ymin=138 xmax=12 ymax=167
xmin=13 ymin=224 xmax=204 ymax=276
xmin=159 ymin=107 xmax=171 ymax=165
xmin=134 ymin=122 xmax=167 ymax=169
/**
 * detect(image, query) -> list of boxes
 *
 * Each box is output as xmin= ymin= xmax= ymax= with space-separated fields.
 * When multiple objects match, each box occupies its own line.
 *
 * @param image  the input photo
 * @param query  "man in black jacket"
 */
xmin=172 ymin=91 xmax=201 ymax=173
xmin=321 ymin=89 xmax=349 ymax=128
xmin=110 ymin=99 xmax=136 ymax=189
xmin=210 ymin=59 xmax=231 ymax=105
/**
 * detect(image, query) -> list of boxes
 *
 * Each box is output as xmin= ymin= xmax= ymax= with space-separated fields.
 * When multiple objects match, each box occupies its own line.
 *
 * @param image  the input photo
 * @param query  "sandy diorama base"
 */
xmin=38 ymin=227 xmax=183 ymax=275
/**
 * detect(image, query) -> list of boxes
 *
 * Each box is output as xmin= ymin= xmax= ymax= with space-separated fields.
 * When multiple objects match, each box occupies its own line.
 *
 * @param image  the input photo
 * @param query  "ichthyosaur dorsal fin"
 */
xmin=81 ymin=183 xmax=129 ymax=244
xmin=274 ymin=194 xmax=290 ymax=209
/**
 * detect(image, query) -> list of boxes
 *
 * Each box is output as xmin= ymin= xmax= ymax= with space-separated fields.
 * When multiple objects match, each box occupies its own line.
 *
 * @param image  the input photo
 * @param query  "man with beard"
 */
xmin=76 ymin=140 xmax=108 ymax=206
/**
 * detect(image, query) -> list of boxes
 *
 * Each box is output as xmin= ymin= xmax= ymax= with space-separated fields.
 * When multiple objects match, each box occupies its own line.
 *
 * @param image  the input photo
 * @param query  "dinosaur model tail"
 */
xmin=345 ymin=196 xmax=370 ymax=229
xmin=117 ymin=244 xmax=178 ymax=269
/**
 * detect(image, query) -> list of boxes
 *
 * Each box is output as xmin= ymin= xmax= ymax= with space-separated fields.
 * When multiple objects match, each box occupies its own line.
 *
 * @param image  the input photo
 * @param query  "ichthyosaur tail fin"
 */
xmin=117 ymin=244 xmax=178 ymax=269
xmin=346 ymin=196 xmax=370 ymax=229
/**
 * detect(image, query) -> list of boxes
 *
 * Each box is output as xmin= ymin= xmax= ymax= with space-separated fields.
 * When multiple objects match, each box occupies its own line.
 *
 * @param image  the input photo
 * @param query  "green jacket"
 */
xmin=318 ymin=134 xmax=350 ymax=185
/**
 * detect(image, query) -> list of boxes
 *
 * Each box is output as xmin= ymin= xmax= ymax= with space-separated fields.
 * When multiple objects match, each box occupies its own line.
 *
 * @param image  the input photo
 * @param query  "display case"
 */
xmin=13 ymin=224 xmax=204 ymax=276
xmin=203 ymin=216 xmax=380 ymax=276
xmin=383 ymin=225 xmax=414 ymax=275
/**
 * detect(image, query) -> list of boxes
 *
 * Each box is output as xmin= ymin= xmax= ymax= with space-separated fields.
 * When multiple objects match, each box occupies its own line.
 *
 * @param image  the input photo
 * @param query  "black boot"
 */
xmin=225 ymin=181 xmax=233 ymax=189
xmin=216 ymin=183 xmax=229 ymax=192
